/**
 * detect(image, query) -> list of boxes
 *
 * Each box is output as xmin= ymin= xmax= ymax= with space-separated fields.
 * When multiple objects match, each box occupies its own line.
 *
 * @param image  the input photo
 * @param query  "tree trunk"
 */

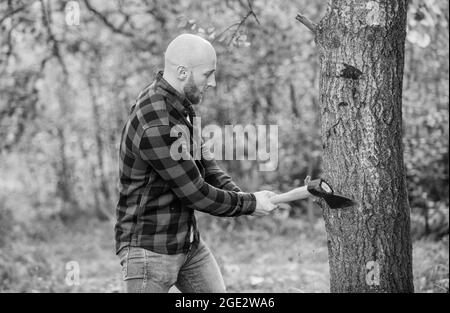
xmin=310 ymin=0 xmax=413 ymax=292
xmin=78 ymin=135 xmax=112 ymax=221
xmin=54 ymin=77 xmax=80 ymax=221
xmin=87 ymin=73 xmax=113 ymax=217
xmin=55 ymin=124 xmax=83 ymax=222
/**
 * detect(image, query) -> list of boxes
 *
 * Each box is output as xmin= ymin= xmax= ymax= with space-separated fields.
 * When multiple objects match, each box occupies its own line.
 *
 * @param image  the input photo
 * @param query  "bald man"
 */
xmin=115 ymin=34 xmax=277 ymax=293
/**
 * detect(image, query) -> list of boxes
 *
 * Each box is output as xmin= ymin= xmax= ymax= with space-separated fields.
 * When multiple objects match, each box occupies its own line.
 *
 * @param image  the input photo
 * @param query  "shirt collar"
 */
xmin=155 ymin=71 xmax=194 ymax=118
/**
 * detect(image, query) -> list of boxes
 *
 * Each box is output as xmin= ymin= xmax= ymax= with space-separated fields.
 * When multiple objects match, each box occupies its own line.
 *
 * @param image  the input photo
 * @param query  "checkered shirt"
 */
xmin=114 ymin=72 xmax=256 ymax=255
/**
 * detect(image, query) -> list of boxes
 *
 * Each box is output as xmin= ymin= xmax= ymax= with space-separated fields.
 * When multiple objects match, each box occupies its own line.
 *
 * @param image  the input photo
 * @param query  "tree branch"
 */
xmin=83 ymin=0 xmax=135 ymax=38
xmin=295 ymin=12 xmax=317 ymax=34
xmin=227 ymin=10 xmax=252 ymax=45
xmin=247 ymin=0 xmax=260 ymax=25
xmin=0 ymin=4 xmax=28 ymax=25
xmin=0 ymin=26 xmax=14 ymax=74
xmin=215 ymin=0 xmax=260 ymax=46
xmin=212 ymin=22 xmax=241 ymax=43
xmin=39 ymin=0 xmax=68 ymax=77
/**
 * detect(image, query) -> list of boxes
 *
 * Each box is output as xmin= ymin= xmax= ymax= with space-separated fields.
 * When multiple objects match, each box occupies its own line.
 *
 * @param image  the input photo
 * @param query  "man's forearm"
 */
xmin=203 ymin=158 xmax=242 ymax=192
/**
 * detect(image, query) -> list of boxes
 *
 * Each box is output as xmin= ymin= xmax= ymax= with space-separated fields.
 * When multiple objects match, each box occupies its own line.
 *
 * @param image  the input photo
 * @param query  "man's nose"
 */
xmin=207 ymin=74 xmax=216 ymax=88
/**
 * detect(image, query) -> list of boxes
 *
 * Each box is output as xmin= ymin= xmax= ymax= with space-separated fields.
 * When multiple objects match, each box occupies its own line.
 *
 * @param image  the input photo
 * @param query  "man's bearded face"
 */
xmin=183 ymin=72 xmax=203 ymax=105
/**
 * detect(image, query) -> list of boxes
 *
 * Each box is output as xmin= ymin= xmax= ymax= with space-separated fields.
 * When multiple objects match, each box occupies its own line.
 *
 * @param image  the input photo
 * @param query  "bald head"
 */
xmin=163 ymin=34 xmax=217 ymax=105
xmin=164 ymin=33 xmax=216 ymax=69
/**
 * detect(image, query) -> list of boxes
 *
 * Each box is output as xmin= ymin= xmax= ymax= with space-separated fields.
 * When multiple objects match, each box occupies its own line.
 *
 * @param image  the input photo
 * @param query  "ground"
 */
xmin=0 ymin=213 xmax=448 ymax=293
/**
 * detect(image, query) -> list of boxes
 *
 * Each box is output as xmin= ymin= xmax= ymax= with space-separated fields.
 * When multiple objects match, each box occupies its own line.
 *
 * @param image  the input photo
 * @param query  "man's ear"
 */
xmin=176 ymin=66 xmax=188 ymax=81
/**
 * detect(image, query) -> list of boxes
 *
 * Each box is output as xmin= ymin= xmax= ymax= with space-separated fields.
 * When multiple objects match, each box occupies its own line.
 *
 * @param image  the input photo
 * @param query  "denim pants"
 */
xmin=118 ymin=239 xmax=226 ymax=293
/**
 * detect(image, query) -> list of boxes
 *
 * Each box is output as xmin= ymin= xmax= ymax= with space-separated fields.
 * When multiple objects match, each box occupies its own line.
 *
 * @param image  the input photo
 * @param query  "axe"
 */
xmin=270 ymin=178 xmax=357 ymax=209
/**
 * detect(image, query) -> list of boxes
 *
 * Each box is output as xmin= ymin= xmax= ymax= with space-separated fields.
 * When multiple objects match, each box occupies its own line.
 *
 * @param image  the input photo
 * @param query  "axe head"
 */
xmin=307 ymin=178 xmax=357 ymax=209
xmin=322 ymin=193 xmax=357 ymax=209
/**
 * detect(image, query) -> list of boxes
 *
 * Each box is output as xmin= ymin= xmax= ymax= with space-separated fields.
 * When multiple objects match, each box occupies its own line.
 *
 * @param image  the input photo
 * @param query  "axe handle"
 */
xmin=270 ymin=186 xmax=311 ymax=204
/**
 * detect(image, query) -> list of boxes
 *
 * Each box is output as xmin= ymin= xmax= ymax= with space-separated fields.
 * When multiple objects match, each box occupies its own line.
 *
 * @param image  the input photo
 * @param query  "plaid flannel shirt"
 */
xmin=115 ymin=71 xmax=257 ymax=255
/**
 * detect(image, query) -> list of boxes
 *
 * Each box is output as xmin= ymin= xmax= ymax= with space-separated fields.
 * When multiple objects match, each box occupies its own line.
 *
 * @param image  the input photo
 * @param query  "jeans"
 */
xmin=118 ymin=239 xmax=226 ymax=293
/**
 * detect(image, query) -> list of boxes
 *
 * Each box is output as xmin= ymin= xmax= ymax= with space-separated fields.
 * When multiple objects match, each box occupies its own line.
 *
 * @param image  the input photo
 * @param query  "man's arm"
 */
xmin=139 ymin=124 xmax=255 ymax=217
xmin=203 ymin=156 xmax=242 ymax=192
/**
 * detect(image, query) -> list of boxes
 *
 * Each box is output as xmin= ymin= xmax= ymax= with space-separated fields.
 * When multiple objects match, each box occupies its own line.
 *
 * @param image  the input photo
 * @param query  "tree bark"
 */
xmin=304 ymin=0 xmax=414 ymax=292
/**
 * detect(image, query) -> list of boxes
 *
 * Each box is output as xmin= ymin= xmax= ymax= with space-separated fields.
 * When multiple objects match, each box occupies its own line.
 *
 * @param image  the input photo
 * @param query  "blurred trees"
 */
xmin=0 ymin=0 xmax=448 ymax=241
xmin=403 ymin=0 xmax=449 ymax=240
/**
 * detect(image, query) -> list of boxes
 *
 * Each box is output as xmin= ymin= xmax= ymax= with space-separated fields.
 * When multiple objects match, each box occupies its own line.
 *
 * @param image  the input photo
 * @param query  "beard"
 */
xmin=183 ymin=74 xmax=202 ymax=104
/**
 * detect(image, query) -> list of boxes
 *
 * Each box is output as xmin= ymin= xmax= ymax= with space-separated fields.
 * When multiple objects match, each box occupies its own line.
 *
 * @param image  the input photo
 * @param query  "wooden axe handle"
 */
xmin=270 ymin=186 xmax=311 ymax=204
